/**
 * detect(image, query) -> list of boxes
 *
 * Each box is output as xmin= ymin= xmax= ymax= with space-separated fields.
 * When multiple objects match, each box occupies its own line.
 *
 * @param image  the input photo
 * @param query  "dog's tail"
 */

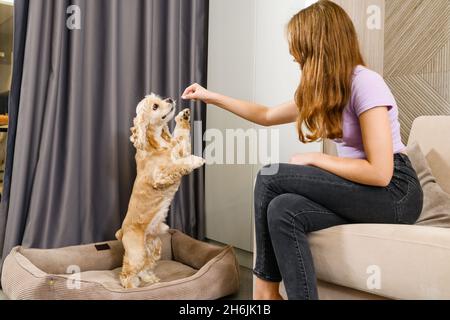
xmin=115 ymin=229 xmax=123 ymax=241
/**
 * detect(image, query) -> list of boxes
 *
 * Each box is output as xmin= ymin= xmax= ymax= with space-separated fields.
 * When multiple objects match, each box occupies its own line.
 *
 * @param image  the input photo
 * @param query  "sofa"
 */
xmin=255 ymin=116 xmax=450 ymax=300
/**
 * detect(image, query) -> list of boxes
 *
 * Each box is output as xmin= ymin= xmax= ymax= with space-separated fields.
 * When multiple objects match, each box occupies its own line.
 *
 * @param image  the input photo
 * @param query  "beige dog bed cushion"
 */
xmin=1 ymin=230 xmax=240 ymax=300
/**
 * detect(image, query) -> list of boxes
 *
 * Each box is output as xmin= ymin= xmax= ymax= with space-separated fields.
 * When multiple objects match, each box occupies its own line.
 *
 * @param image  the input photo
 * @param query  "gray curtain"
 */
xmin=0 ymin=0 xmax=208 ymax=267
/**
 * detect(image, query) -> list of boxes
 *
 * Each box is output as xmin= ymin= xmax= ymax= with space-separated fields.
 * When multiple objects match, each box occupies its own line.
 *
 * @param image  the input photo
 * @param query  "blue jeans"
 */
xmin=253 ymin=153 xmax=423 ymax=300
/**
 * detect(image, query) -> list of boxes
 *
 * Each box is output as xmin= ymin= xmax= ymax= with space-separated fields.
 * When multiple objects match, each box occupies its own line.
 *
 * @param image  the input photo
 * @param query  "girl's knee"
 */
xmin=267 ymin=194 xmax=295 ymax=226
xmin=255 ymin=164 xmax=282 ymax=193
xmin=258 ymin=163 xmax=282 ymax=177
xmin=267 ymin=194 xmax=311 ymax=233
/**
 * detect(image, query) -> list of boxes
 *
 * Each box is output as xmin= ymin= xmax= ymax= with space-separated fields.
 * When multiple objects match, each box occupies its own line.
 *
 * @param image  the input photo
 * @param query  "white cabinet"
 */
xmin=205 ymin=0 xmax=322 ymax=252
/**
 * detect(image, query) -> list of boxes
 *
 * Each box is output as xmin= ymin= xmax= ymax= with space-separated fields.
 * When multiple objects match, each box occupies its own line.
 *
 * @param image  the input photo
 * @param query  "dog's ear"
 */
xmin=161 ymin=125 xmax=172 ymax=143
xmin=130 ymin=120 xmax=145 ymax=150
xmin=152 ymin=164 xmax=191 ymax=190
xmin=130 ymin=115 xmax=145 ymax=150
xmin=146 ymin=128 xmax=162 ymax=151
xmin=130 ymin=126 xmax=138 ymax=146
xmin=130 ymin=116 xmax=144 ymax=150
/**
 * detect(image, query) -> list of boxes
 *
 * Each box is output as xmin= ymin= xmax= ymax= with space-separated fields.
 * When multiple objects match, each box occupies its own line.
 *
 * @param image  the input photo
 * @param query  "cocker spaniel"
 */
xmin=116 ymin=94 xmax=205 ymax=288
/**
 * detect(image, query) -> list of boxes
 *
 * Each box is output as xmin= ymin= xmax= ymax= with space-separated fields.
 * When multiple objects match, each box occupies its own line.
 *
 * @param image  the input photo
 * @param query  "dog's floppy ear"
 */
xmin=131 ymin=126 xmax=161 ymax=152
xmin=130 ymin=114 xmax=143 ymax=149
xmin=130 ymin=114 xmax=152 ymax=151
xmin=146 ymin=127 xmax=162 ymax=151
xmin=161 ymin=125 xmax=172 ymax=143
xmin=130 ymin=126 xmax=139 ymax=148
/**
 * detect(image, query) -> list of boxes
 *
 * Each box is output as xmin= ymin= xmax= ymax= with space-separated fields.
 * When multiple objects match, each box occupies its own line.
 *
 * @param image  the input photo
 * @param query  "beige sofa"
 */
xmin=256 ymin=116 xmax=450 ymax=300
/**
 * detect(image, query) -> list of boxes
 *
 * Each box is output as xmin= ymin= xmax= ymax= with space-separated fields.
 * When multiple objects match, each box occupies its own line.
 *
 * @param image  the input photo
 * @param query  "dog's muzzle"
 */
xmin=162 ymin=106 xmax=175 ymax=120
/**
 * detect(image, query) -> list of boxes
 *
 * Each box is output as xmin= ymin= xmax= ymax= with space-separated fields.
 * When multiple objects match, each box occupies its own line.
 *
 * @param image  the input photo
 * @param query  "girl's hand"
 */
xmin=181 ymin=83 xmax=214 ymax=104
xmin=289 ymin=153 xmax=321 ymax=166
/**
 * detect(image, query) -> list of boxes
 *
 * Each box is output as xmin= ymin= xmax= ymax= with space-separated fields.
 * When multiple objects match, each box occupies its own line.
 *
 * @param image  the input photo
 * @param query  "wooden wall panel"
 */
xmin=325 ymin=0 xmax=450 ymax=152
xmin=333 ymin=0 xmax=385 ymax=75
xmin=384 ymin=0 xmax=450 ymax=141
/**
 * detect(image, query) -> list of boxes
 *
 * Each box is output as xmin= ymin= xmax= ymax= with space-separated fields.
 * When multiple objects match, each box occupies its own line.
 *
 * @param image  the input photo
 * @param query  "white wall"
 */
xmin=206 ymin=0 xmax=322 ymax=252
xmin=205 ymin=0 xmax=257 ymax=253
xmin=253 ymin=0 xmax=321 ymax=163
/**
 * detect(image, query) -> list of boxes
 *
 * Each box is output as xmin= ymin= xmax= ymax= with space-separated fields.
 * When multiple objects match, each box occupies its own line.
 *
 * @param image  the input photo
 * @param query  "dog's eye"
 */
xmin=152 ymin=104 xmax=159 ymax=111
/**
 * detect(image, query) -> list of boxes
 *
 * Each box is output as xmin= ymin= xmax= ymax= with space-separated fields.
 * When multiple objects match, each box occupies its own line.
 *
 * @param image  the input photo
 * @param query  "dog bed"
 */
xmin=1 ymin=230 xmax=240 ymax=300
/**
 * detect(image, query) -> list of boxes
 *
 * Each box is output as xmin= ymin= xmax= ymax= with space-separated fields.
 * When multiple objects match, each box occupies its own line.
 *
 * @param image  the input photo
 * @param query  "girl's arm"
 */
xmin=292 ymin=107 xmax=394 ymax=187
xmin=182 ymin=83 xmax=298 ymax=127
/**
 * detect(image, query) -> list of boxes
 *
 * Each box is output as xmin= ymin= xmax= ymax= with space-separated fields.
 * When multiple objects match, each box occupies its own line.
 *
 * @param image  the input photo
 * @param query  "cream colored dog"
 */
xmin=116 ymin=94 xmax=205 ymax=288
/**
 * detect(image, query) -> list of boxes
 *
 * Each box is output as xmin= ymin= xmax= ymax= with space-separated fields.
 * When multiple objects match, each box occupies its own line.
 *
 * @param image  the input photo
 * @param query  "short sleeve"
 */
xmin=351 ymin=68 xmax=397 ymax=117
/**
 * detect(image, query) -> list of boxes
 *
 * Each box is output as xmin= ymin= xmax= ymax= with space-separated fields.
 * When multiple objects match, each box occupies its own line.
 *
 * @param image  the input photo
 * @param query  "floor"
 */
xmin=227 ymin=267 xmax=253 ymax=300
xmin=0 ymin=267 xmax=253 ymax=300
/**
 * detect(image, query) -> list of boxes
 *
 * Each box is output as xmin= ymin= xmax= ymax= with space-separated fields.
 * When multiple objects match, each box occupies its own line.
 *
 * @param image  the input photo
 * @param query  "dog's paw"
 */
xmin=115 ymin=229 xmax=123 ymax=241
xmin=176 ymin=109 xmax=191 ymax=123
xmin=152 ymin=175 xmax=173 ymax=190
xmin=120 ymin=273 xmax=141 ymax=289
xmin=158 ymin=223 xmax=170 ymax=234
xmin=139 ymin=271 xmax=160 ymax=285
xmin=152 ymin=181 xmax=167 ymax=190
xmin=189 ymin=156 xmax=206 ymax=169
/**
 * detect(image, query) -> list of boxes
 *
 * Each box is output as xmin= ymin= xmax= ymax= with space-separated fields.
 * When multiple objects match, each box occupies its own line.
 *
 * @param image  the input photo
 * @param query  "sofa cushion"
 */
xmin=309 ymin=224 xmax=450 ymax=300
xmin=407 ymin=142 xmax=450 ymax=228
xmin=408 ymin=116 xmax=450 ymax=195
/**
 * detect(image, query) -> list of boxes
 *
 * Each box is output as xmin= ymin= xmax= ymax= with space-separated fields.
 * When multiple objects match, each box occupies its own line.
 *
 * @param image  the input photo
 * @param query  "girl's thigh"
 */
xmin=256 ymin=163 xmax=397 ymax=224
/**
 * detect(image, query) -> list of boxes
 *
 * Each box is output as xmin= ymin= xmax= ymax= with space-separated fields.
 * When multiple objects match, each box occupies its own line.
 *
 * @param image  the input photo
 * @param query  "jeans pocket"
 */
xmin=396 ymin=182 xmax=424 ymax=225
xmin=387 ymin=173 xmax=411 ymax=203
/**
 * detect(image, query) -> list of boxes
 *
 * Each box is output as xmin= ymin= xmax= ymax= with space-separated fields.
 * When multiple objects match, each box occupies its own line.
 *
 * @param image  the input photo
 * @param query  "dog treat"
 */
xmin=116 ymin=94 xmax=205 ymax=288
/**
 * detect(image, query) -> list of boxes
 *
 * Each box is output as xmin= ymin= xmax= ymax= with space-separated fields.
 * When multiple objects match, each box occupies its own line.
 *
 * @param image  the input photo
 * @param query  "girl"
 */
xmin=181 ymin=0 xmax=423 ymax=300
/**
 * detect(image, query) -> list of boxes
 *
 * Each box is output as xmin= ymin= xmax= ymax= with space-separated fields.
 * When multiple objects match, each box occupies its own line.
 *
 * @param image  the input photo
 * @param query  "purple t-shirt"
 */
xmin=335 ymin=65 xmax=405 ymax=159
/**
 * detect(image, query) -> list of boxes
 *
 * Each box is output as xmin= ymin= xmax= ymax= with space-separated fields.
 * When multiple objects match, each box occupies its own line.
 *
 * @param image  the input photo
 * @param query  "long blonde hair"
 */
xmin=287 ymin=0 xmax=365 ymax=143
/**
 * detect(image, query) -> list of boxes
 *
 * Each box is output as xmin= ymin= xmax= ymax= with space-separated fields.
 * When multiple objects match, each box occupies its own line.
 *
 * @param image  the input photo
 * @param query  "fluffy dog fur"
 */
xmin=116 ymin=94 xmax=205 ymax=288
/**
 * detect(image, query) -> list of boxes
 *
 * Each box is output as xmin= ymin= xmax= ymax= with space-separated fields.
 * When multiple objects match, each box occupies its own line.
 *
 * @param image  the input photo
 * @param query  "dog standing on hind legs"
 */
xmin=116 ymin=94 xmax=205 ymax=288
